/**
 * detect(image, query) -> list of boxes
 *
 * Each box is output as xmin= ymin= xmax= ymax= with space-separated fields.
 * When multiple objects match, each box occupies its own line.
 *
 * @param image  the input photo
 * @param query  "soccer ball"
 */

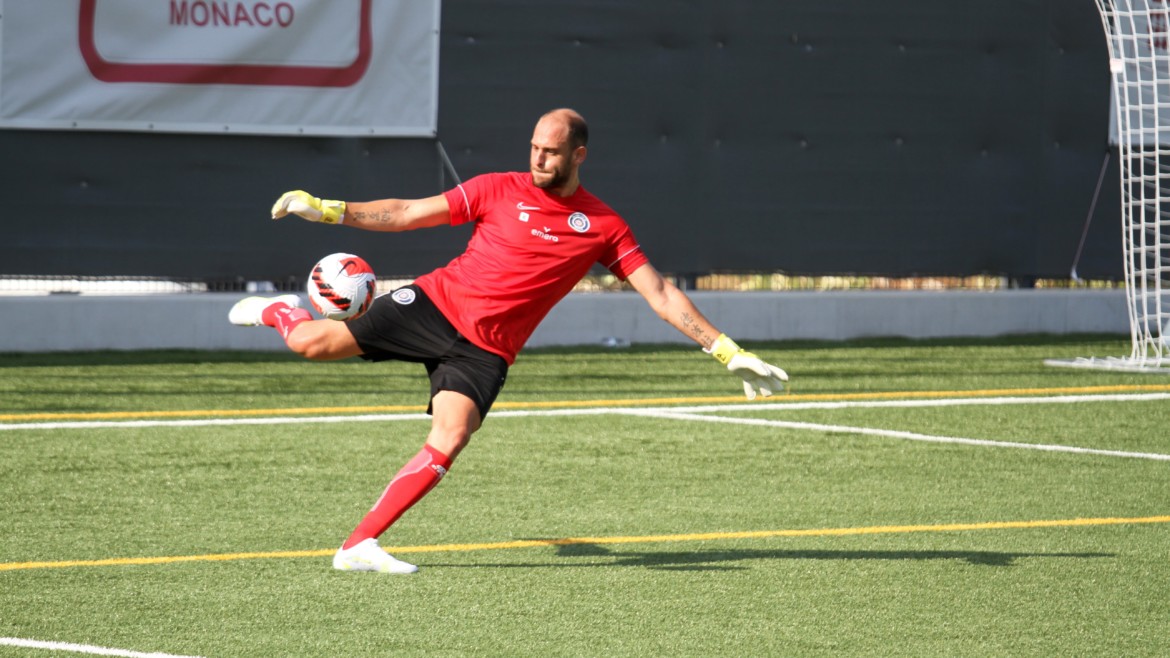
xmin=307 ymin=252 xmax=377 ymax=321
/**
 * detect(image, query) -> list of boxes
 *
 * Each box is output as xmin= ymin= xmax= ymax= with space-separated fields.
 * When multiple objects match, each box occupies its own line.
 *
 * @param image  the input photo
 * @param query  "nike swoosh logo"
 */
xmin=517 ymin=202 xmax=542 ymax=211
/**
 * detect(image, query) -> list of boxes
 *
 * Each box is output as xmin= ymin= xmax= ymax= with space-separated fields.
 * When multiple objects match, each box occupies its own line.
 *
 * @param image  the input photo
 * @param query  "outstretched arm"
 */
xmin=625 ymin=263 xmax=720 ymax=349
xmin=626 ymin=263 xmax=789 ymax=400
xmin=270 ymin=190 xmax=451 ymax=232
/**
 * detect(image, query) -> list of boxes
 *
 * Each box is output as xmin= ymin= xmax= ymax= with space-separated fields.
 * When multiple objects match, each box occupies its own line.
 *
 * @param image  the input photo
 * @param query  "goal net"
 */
xmin=1049 ymin=0 xmax=1170 ymax=372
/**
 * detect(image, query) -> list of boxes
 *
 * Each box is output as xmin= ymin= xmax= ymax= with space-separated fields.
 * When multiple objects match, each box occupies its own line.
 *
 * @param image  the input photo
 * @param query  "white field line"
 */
xmin=0 ymin=391 xmax=1166 ymax=432
xmin=622 ymin=408 xmax=1170 ymax=461
xmin=1 ymin=393 xmax=1167 ymax=461
xmin=652 ymin=392 xmax=1170 ymax=413
xmin=0 ymin=637 xmax=203 ymax=658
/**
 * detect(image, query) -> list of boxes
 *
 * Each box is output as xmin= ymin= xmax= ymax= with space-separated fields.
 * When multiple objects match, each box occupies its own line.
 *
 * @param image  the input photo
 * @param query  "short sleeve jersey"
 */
xmin=414 ymin=172 xmax=648 ymax=364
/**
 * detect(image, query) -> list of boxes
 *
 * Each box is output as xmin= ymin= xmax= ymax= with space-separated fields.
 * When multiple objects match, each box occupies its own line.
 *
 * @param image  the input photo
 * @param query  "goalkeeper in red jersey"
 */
xmin=229 ymin=108 xmax=788 ymax=573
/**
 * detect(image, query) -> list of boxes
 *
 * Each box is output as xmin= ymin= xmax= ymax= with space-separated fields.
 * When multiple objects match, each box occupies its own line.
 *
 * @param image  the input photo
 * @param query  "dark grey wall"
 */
xmin=0 ymin=0 xmax=1121 ymax=282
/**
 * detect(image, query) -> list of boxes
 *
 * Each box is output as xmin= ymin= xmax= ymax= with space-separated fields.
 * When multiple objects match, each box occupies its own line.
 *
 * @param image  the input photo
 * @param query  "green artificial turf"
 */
xmin=1 ymin=336 xmax=1167 ymax=656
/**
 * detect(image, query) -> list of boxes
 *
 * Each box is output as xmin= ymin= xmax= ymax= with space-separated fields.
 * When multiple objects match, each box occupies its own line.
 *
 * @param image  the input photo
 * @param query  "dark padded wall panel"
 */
xmin=3 ymin=130 xmax=463 ymax=280
xmin=438 ymin=0 xmax=1120 ymax=279
xmin=0 ymin=0 xmax=1121 ymax=280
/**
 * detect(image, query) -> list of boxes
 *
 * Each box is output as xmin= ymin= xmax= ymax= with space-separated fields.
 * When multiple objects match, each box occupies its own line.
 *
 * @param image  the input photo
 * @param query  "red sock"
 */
xmin=260 ymin=303 xmax=312 ymax=340
xmin=342 ymin=445 xmax=453 ymax=549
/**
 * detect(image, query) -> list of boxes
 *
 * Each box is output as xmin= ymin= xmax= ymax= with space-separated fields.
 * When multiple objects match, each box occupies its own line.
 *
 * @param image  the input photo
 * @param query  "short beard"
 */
xmin=532 ymin=168 xmax=569 ymax=191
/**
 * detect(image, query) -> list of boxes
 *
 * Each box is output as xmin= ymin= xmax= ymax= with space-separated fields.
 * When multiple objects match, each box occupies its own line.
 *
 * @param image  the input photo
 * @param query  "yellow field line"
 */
xmin=2 ymin=383 xmax=1169 ymax=422
xmin=3 ymin=515 xmax=1166 ymax=572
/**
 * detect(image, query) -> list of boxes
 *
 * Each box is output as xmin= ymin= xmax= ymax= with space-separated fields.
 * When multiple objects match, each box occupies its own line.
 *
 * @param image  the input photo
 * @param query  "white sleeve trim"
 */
xmin=455 ymin=184 xmax=471 ymax=223
xmin=607 ymin=245 xmax=643 ymax=270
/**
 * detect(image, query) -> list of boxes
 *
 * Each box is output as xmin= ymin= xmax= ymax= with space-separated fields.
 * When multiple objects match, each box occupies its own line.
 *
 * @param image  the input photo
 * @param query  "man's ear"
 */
xmin=574 ymin=145 xmax=588 ymax=166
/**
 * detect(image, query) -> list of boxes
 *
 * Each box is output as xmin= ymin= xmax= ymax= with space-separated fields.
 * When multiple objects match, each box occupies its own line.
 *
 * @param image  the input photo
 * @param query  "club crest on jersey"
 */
xmin=567 ymin=212 xmax=590 ymax=233
xmin=391 ymin=288 xmax=416 ymax=305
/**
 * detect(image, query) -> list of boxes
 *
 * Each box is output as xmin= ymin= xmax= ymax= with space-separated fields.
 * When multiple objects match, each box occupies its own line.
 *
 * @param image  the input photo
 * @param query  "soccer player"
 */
xmin=229 ymin=108 xmax=788 ymax=574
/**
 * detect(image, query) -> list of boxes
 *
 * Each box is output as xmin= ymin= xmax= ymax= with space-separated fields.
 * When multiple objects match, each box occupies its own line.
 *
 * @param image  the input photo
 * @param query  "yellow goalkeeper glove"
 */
xmin=707 ymin=334 xmax=788 ymax=400
xmin=270 ymin=190 xmax=346 ymax=224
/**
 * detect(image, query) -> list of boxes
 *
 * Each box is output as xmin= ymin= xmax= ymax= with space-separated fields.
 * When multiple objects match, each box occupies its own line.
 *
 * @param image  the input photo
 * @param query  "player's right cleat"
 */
xmin=332 ymin=538 xmax=419 ymax=574
xmin=227 ymin=294 xmax=302 ymax=327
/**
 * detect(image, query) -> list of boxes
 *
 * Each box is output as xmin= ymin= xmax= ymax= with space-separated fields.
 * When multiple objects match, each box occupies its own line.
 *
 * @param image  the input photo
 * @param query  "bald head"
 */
xmin=540 ymin=108 xmax=589 ymax=150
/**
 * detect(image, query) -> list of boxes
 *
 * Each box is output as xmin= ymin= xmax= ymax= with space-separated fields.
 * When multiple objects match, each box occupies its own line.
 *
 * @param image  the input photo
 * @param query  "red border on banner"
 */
xmin=77 ymin=0 xmax=372 ymax=87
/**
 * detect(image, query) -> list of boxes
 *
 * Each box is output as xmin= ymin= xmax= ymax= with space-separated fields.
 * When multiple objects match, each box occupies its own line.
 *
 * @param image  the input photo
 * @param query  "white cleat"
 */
xmin=332 ymin=538 xmax=418 ymax=574
xmin=227 ymin=294 xmax=301 ymax=326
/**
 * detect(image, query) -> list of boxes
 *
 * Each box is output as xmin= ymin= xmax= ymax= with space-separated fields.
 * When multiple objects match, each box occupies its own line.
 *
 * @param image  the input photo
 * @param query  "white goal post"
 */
xmin=1048 ymin=0 xmax=1170 ymax=372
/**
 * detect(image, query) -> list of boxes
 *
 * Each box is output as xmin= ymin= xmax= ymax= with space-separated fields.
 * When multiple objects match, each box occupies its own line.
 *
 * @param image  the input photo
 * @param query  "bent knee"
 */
xmin=426 ymin=426 xmax=474 ymax=459
xmin=427 ymin=391 xmax=482 ymax=458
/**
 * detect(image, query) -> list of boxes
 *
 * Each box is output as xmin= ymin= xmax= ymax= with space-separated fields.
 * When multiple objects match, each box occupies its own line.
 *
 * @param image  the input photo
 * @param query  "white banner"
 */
xmin=0 ymin=0 xmax=440 ymax=136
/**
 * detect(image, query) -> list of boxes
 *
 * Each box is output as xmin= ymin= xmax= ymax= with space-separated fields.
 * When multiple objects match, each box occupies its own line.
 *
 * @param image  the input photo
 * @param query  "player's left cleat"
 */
xmin=227 ymin=294 xmax=302 ymax=327
xmin=332 ymin=538 xmax=419 ymax=574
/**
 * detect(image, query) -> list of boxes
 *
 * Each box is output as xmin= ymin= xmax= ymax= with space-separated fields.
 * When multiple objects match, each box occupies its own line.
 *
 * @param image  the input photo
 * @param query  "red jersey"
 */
xmin=414 ymin=172 xmax=648 ymax=364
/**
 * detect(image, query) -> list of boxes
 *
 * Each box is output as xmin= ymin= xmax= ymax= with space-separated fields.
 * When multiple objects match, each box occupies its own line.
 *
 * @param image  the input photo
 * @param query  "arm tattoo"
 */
xmin=680 ymin=312 xmax=715 ymax=348
xmin=352 ymin=208 xmax=397 ymax=227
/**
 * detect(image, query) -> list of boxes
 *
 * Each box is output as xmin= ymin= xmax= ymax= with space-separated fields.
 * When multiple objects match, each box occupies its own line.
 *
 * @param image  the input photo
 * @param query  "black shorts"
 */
xmin=344 ymin=285 xmax=508 ymax=419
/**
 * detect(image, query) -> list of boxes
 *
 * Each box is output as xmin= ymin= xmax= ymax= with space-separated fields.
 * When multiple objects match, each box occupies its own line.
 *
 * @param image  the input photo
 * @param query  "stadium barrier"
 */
xmin=0 ymin=289 xmax=1127 ymax=353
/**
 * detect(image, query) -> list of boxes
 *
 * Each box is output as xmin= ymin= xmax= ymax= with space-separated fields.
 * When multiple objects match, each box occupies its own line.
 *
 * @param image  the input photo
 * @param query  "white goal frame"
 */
xmin=1048 ymin=0 xmax=1170 ymax=372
